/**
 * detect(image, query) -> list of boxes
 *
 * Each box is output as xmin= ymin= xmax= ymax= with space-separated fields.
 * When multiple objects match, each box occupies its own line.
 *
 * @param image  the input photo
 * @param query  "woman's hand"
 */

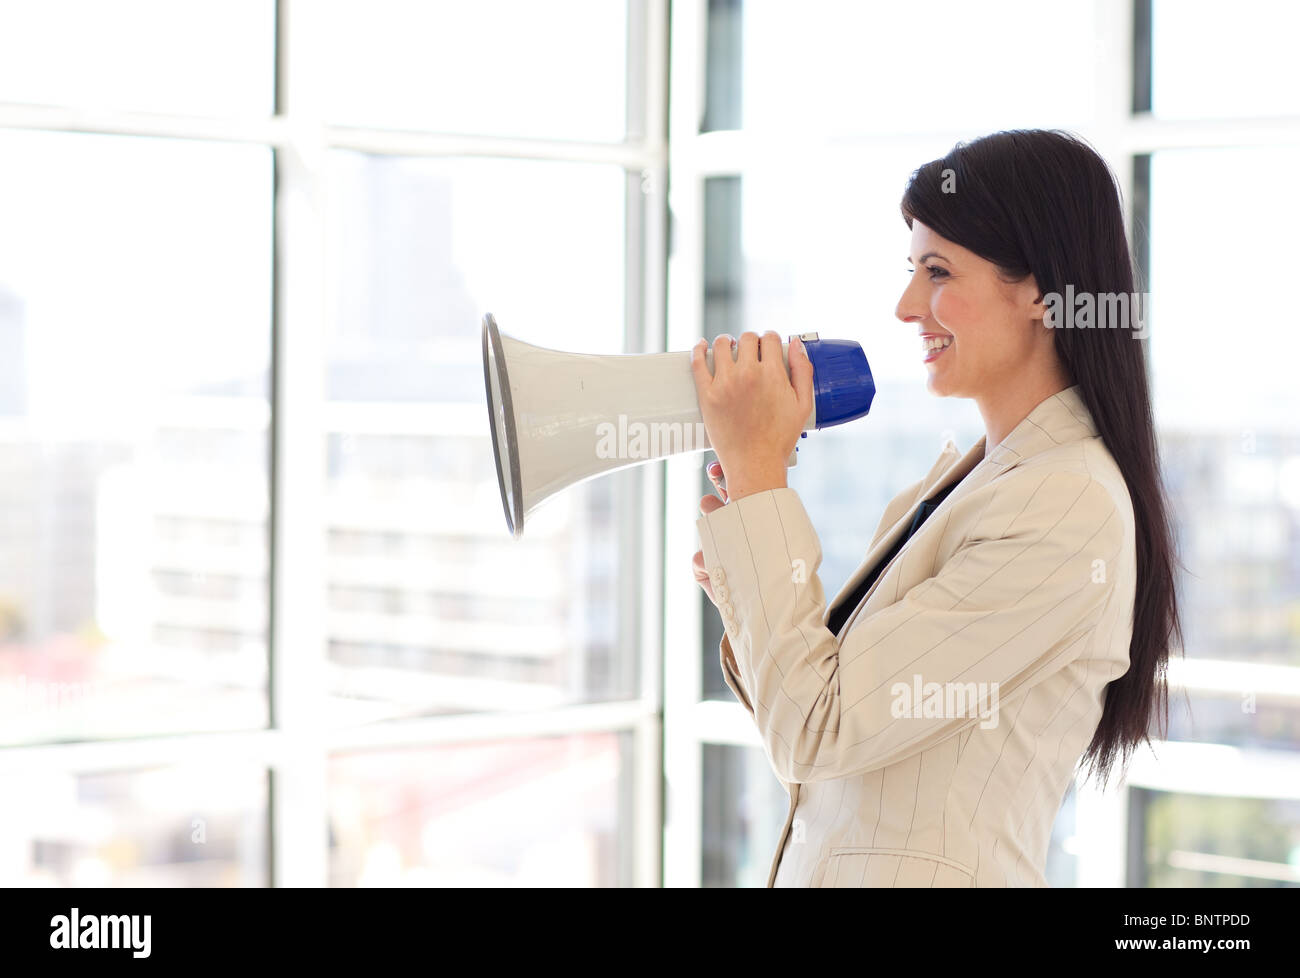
xmin=692 ymin=461 xmax=729 ymax=606
xmin=690 ymin=331 xmax=814 ymax=502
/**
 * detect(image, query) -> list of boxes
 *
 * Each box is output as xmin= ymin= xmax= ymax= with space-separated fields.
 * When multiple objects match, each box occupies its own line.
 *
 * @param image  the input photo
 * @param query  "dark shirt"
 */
xmin=826 ymin=480 xmax=959 ymax=637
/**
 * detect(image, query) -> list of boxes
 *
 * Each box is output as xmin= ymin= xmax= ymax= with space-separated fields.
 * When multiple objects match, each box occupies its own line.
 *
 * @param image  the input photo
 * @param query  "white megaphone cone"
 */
xmin=482 ymin=313 xmax=875 ymax=538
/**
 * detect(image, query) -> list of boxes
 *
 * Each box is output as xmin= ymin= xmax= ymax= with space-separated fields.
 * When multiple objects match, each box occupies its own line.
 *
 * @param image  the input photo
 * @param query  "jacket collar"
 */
xmin=915 ymin=383 xmax=1097 ymax=500
xmin=984 ymin=382 xmax=1098 ymax=469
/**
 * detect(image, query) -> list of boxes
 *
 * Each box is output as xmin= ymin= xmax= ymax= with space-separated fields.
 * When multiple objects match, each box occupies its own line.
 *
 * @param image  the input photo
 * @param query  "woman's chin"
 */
xmin=925 ymin=373 xmax=956 ymax=397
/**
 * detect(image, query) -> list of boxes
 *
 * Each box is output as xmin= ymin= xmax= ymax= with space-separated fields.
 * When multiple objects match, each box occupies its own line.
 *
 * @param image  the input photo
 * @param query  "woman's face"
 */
xmin=896 ymin=220 xmax=1053 ymax=400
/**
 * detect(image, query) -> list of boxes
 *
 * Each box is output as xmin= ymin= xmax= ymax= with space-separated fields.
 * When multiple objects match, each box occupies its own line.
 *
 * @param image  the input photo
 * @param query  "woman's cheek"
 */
xmin=931 ymin=289 xmax=972 ymax=331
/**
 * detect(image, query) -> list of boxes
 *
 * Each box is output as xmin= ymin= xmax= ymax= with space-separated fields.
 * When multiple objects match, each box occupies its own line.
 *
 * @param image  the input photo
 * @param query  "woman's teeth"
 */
xmin=922 ymin=335 xmax=953 ymax=360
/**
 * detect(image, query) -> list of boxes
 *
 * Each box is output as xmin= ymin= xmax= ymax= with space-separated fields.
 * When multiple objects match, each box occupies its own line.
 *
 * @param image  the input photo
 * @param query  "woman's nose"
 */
xmin=896 ymin=285 xmax=927 ymax=324
xmin=895 ymin=273 xmax=924 ymax=322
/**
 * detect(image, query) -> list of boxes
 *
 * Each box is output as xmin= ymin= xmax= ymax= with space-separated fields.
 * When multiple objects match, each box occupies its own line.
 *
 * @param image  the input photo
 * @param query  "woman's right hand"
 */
xmin=692 ymin=461 xmax=729 ymax=607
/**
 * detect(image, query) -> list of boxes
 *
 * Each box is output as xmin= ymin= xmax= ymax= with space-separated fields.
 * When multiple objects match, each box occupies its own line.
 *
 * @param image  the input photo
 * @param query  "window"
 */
xmin=0 ymin=765 xmax=269 ymax=886
xmin=319 ymin=0 xmax=627 ymax=141
xmin=0 ymin=131 xmax=273 ymax=743
xmin=0 ymin=0 xmax=274 ymax=117
xmin=1149 ymin=0 xmax=1300 ymax=119
xmin=328 ymin=731 xmax=634 ymax=886
xmin=0 ymin=0 xmax=666 ymax=887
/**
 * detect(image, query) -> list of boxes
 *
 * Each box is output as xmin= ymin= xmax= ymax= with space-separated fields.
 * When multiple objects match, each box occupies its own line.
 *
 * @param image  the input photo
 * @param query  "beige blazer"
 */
xmin=696 ymin=384 xmax=1135 ymax=887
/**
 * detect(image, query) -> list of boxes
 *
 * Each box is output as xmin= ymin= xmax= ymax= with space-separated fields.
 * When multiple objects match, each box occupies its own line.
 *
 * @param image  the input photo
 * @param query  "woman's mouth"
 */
xmin=922 ymin=334 xmax=953 ymax=364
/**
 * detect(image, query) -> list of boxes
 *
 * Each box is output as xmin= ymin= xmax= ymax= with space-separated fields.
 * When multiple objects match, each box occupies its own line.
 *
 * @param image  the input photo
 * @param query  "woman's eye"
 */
xmin=926 ymin=265 xmax=948 ymax=279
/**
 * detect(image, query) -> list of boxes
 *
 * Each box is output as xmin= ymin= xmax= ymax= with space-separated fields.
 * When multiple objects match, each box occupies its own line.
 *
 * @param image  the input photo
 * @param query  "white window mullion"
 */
xmin=629 ymin=0 xmax=670 ymax=889
xmin=662 ymin=0 xmax=710 ymax=890
xmin=0 ymin=101 xmax=285 ymax=145
xmin=269 ymin=0 xmax=329 ymax=889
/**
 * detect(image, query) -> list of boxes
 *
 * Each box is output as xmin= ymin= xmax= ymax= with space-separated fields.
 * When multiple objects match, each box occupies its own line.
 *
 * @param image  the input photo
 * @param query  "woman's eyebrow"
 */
xmin=906 ymin=251 xmax=949 ymax=264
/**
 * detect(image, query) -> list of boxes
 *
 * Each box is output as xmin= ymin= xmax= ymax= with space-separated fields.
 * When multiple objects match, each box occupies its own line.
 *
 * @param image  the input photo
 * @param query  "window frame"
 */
xmin=0 ymin=0 xmax=669 ymax=888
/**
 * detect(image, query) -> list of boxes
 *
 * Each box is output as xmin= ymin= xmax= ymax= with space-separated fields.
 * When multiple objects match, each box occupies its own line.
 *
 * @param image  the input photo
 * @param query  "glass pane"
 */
xmin=1152 ymin=0 xmax=1300 ymax=119
xmin=321 ymin=0 xmax=627 ymax=141
xmin=323 ymin=153 xmax=634 ymax=721
xmin=1133 ymin=788 xmax=1300 ymax=886
xmin=0 ymin=0 xmax=274 ymax=117
xmin=1045 ymin=781 xmax=1079 ymax=887
xmin=328 ymin=731 xmax=632 ymax=886
xmin=706 ymin=0 xmax=1100 ymax=136
xmin=702 ymin=0 xmax=742 ymax=132
xmin=1150 ymin=146 xmax=1300 ymax=668
xmin=699 ymin=157 xmax=986 ymax=699
xmin=0 ymin=765 xmax=268 ymax=886
xmin=1167 ymin=690 xmax=1300 ymax=752
xmin=701 ymin=743 xmax=790 ymax=887
xmin=0 ymin=130 xmax=273 ymax=744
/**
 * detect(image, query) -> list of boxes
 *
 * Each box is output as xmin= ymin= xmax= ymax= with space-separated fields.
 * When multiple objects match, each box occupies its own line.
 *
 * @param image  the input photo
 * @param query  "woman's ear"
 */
xmin=1025 ymin=277 xmax=1052 ymax=327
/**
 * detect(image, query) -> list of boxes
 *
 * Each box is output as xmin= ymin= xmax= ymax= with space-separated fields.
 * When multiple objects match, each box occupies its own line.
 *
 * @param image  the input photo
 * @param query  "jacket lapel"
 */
xmin=823 ymin=435 xmax=986 ymax=631
xmin=823 ymin=384 xmax=1098 ymax=634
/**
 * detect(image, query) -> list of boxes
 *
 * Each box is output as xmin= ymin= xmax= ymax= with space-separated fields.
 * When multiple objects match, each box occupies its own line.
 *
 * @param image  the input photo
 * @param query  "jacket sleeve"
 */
xmin=696 ymin=470 xmax=1126 ymax=784
xmin=716 ymin=633 xmax=795 ymax=797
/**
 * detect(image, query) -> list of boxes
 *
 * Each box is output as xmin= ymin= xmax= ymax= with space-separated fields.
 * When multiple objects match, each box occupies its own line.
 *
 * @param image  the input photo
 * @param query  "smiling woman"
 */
xmin=898 ymin=130 xmax=1184 ymax=791
xmin=691 ymin=128 xmax=1184 ymax=888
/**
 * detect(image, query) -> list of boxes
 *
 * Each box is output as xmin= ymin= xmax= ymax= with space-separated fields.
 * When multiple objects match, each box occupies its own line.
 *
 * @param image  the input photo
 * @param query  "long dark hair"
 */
xmin=900 ymin=128 xmax=1185 ymax=790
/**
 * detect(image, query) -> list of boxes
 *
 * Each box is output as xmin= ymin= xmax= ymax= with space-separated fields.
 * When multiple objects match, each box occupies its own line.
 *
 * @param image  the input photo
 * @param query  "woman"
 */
xmin=690 ymin=129 xmax=1183 ymax=888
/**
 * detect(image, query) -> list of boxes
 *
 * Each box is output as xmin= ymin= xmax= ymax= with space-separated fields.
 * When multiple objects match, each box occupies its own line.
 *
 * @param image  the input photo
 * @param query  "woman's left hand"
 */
xmin=690 ymin=331 xmax=815 ymax=503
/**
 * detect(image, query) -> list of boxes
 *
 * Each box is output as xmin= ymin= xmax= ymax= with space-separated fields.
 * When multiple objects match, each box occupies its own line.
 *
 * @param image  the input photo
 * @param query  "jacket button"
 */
xmin=711 ymin=568 xmax=726 ymax=586
xmin=721 ymin=602 xmax=734 ymax=619
xmin=714 ymin=584 xmax=729 ymax=602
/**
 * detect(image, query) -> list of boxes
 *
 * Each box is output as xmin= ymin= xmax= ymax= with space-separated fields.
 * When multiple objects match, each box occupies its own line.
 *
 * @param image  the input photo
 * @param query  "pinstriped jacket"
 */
xmin=695 ymin=384 xmax=1136 ymax=887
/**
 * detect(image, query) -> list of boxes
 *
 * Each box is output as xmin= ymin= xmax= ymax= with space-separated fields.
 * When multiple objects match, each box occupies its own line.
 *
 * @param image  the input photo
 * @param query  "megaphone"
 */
xmin=482 ymin=313 xmax=875 ymax=538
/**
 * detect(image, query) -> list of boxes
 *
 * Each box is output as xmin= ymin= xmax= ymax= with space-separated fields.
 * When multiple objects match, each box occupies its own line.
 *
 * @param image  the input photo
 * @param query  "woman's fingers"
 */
xmin=692 ymin=549 xmax=716 ymax=605
xmin=707 ymin=461 xmax=728 ymax=502
xmin=788 ymin=334 xmax=815 ymax=417
xmin=735 ymin=331 xmax=759 ymax=367
xmin=699 ymin=492 xmax=725 ymax=516
xmin=711 ymin=334 xmax=736 ymax=380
